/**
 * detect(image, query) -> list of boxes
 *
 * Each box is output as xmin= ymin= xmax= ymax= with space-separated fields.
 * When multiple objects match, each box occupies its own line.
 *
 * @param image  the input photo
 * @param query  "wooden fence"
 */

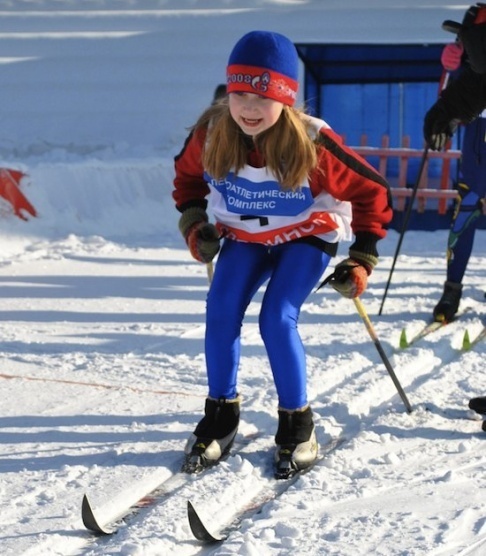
xmin=349 ymin=135 xmax=463 ymax=215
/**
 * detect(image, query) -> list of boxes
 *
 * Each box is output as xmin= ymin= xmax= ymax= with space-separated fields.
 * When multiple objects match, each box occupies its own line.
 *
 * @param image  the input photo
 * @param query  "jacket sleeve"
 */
xmin=313 ymin=128 xmax=392 ymax=235
xmin=439 ymin=67 xmax=486 ymax=122
xmin=311 ymin=127 xmax=393 ymax=259
xmin=173 ymin=127 xmax=210 ymax=213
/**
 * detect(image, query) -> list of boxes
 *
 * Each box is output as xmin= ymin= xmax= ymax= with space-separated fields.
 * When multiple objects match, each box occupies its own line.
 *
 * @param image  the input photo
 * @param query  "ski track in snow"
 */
xmin=1 ymin=238 xmax=486 ymax=556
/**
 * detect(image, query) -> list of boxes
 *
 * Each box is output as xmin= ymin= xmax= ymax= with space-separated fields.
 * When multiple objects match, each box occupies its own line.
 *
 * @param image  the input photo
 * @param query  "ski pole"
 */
xmin=353 ymin=297 xmax=413 ymax=413
xmin=378 ymin=145 xmax=429 ymax=315
xmin=206 ymin=261 xmax=214 ymax=284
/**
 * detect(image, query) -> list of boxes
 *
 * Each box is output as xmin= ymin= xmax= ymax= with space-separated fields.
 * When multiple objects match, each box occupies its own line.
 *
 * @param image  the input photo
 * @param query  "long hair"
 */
xmin=193 ymin=99 xmax=320 ymax=190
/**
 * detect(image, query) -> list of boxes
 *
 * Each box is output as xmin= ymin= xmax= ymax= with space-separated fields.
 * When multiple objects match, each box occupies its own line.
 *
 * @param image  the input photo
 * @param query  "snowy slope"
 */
xmin=1 ymin=2 xmax=486 ymax=556
xmin=2 ymin=230 xmax=486 ymax=556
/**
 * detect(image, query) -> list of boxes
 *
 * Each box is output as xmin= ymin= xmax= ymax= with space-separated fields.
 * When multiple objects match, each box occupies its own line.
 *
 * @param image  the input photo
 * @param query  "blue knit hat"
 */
xmin=226 ymin=31 xmax=299 ymax=106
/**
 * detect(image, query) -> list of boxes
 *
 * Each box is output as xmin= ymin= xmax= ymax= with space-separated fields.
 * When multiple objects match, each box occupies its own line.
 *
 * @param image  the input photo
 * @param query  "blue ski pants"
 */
xmin=204 ymin=239 xmax=331 ymax=410
xmin=447 ymin=117 xmax=486 ymax=283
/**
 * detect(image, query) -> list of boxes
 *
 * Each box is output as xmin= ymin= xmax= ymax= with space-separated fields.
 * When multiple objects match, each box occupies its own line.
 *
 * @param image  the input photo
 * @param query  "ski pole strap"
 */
xmin=317 ymin=270 xmax=337 ymax=291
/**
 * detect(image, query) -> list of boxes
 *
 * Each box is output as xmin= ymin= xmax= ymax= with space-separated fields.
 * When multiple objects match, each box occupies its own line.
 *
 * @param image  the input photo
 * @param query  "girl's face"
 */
xmin=228 ymin=92 xmax=284 ymax=136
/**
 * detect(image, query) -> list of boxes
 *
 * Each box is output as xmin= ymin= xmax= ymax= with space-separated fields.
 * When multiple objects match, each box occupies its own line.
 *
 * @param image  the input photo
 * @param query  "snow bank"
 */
xmin=0 ymin=158 xmax=181 ymax=257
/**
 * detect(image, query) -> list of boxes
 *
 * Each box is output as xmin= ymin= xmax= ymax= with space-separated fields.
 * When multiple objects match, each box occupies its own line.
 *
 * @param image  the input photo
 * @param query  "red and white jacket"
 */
xmin=173 ymin=115 xmax=392 ymax=253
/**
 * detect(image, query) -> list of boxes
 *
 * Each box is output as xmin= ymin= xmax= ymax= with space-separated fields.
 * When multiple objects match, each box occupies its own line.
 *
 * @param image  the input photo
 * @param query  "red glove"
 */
xmin=317 ymin=238 xmax=378 ymax=298
xmin=328 ymin=258 xmax=369 ymax=299
xmin=185 ymin=221 xmax=220 ymax=263
xmin=178 ymin=207 xmax=220 ymax=263
xmin=441 ymin=42 xmax=464 ymax=71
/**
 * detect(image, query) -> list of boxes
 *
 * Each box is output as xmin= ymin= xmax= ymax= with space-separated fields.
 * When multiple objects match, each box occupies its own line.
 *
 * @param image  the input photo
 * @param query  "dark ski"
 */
xmin=187 ymin=436 xmax=346 ymax=544
xmin=187 ymin=500 xmax=225 ymax=542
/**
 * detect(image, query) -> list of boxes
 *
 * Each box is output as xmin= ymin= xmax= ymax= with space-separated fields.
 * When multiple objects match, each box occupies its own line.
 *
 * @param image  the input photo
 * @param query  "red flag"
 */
xmin=0 ymin=168 xmax=37 ymax=220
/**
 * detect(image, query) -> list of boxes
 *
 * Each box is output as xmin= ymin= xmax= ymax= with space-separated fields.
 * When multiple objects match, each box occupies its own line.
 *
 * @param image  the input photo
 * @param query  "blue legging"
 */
xmin=205 ymin=239 xmax=331 ymax=410
xmin=447 ymin=117 xmax=486 ymax=283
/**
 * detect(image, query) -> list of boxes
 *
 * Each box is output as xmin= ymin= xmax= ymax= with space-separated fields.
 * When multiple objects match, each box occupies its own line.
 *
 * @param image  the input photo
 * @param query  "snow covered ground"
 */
xmin=1 ymin=1 xmax=486 ymax=555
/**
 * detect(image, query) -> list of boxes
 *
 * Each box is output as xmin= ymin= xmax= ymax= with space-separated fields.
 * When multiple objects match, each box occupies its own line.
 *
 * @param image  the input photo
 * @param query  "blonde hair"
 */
xmin=193 ymin=99 xmax=319 ymax=190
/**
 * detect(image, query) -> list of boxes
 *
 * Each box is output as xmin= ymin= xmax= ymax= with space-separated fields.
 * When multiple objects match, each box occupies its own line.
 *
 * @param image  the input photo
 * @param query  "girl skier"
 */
xmin=173 ymin=30 xmax=392 ymax=476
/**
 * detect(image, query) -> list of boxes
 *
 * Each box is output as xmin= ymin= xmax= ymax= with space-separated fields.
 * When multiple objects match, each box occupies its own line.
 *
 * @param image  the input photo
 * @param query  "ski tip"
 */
xmin=187 ymin=500 xmax=225 ymax=543
xmin=399 ymin=328 xmax=408 ymax=349
xmin=462 ymin=329 xmax=471 ymax=351
xmin=82 ymin=494 xmax=117 ymax=535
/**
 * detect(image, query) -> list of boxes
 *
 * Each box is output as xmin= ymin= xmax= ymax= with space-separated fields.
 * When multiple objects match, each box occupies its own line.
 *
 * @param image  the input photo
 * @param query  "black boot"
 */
xmin=469 ymin=396 xmax=486 ymax=415
xmin=274 ymin=406 xmax=318 ymax=479
xmin=433 ymin=280 xmax=462 ymax=323
xmin=182 ymin=397 xmax=240 ymax=473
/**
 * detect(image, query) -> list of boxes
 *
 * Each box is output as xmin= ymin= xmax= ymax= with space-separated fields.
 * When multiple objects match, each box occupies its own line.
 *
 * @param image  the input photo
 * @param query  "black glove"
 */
xmin=423 ymin=100 xmax=458 ymax=150
xmin=178 ymin=207 xmax=221 ymax=263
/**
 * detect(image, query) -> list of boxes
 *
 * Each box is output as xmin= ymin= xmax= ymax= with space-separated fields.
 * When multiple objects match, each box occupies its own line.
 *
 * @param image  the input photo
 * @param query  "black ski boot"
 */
xmin=182 ymin=396 xmax=240 ymax=473
xmin=274 ymin=406 xmax=318 ymax=479
xmin=433 ymin=280 xmax=463 ymax=323
xmin=469 ymin=396 xmax=486 ymax=415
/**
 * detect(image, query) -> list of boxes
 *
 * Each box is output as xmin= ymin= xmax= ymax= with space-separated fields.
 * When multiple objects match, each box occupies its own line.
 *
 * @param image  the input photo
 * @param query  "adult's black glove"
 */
xmin=423 ymin=100 xmax=458 ymax=151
